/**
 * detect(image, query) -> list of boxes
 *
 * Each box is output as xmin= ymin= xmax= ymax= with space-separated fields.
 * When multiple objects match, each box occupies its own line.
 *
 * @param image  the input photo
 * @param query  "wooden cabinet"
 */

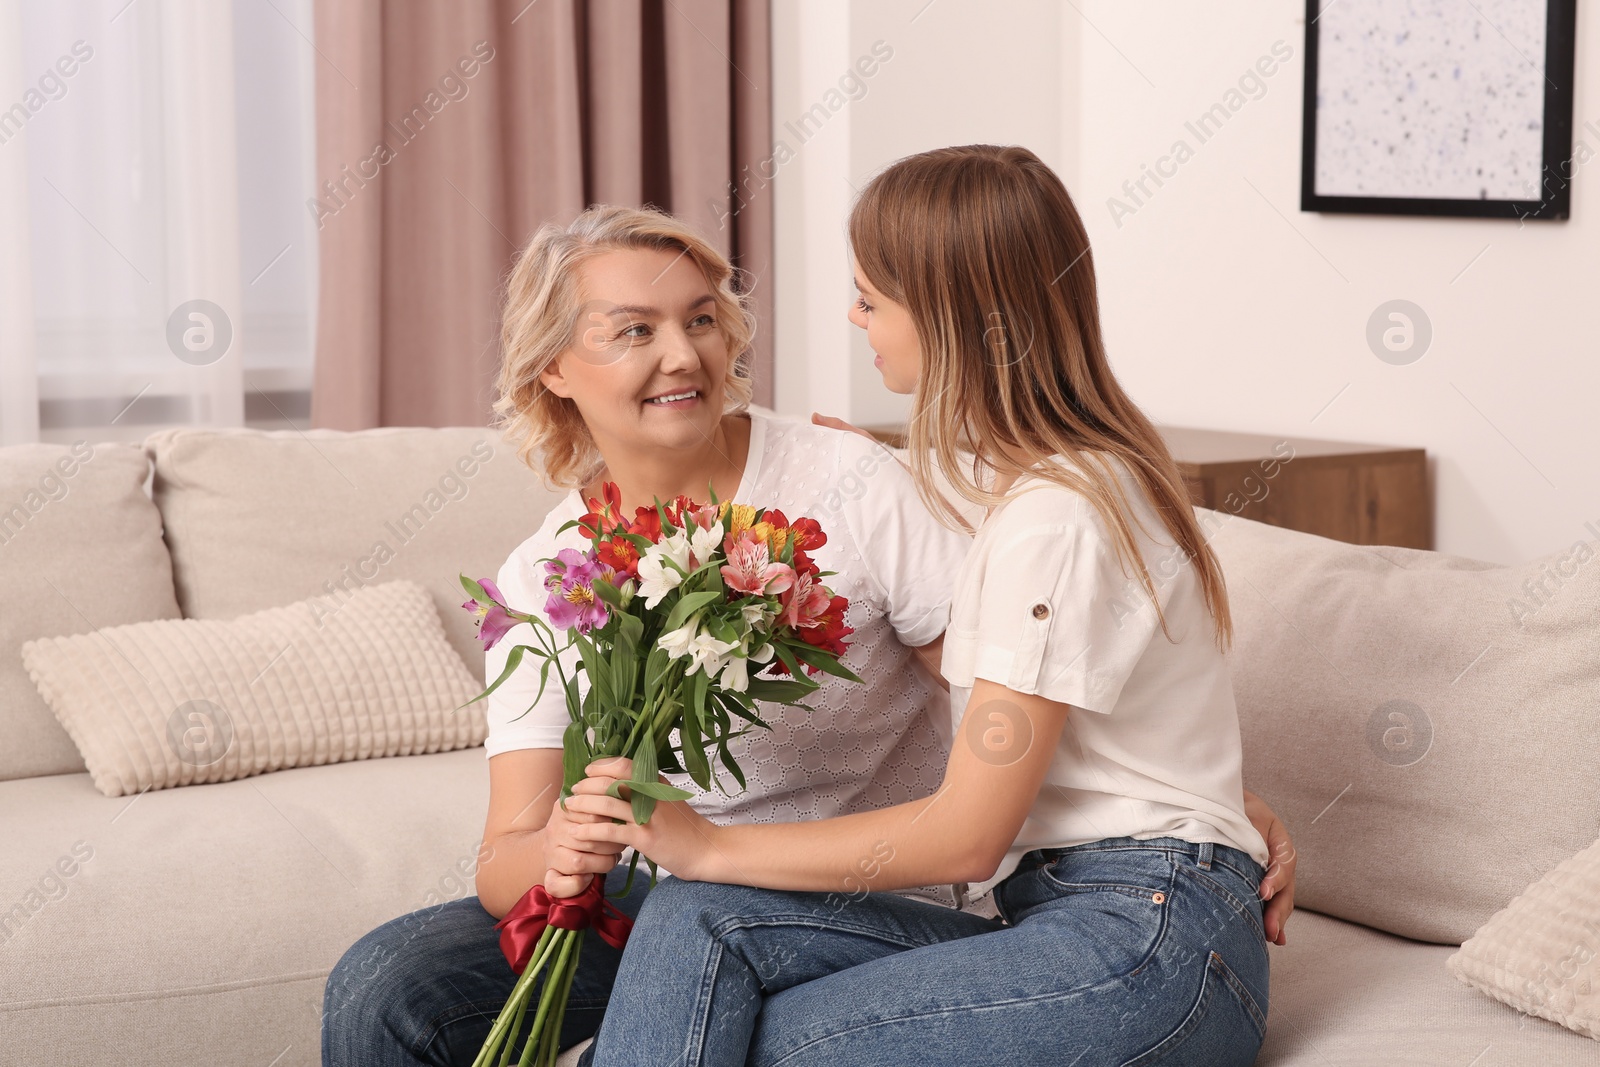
xmin=861 ymin=423 xmax=1431 ymax=550
xmin=1159 ymin=426 xmax=1430 ymax=550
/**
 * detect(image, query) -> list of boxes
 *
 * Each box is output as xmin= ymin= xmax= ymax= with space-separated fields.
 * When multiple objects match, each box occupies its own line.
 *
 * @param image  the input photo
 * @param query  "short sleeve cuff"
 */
xmin=965 ymin=642 xmax=1123 ymax=715
xmin=482 ymin=731 xmax=565 ymax=758
xmin=891 ymin=601 xmax=950 ymax=650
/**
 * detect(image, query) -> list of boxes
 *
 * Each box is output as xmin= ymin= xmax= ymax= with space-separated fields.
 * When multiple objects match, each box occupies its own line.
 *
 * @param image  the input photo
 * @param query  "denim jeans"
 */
xmin=583 ymin=836 xmax=1270 ymax=1067
xmin=321 ymin=864 xmax=655 ymax=1066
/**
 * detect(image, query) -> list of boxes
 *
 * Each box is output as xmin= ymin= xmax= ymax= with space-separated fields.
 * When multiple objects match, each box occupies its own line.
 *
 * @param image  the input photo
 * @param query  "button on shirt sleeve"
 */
xmin=833 ymin=432 xmax=970 ymax=649
xmin=967 ymin=519 xmax=1162 ymax=715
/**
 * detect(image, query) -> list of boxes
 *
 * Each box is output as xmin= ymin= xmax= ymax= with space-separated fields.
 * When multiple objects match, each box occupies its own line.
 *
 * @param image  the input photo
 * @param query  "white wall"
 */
xmin=770 ymin=0 xmax=1073 ymax=428
xmin=772 ymin=0 xmax=1600 ymax=564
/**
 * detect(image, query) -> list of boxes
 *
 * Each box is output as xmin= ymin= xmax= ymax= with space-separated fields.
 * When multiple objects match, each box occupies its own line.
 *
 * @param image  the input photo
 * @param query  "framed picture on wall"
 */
xmin=1301 ymin=0 xmax=1578 ymax=220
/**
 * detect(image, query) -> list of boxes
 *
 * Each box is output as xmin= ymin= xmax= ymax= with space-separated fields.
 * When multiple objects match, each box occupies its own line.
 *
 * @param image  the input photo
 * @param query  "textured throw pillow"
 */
xmin=1207 ymin=507 xmax=1600 ymax=945
xmin=1448 ymin=836 xmax=1600 ymax=1040
xmin=20 ymin=580 xmax=486 ymax=797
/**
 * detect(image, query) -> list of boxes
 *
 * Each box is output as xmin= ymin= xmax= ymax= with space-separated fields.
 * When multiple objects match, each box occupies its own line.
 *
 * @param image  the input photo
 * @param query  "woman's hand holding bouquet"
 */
xmin=456 ymin=483 xmax=859 ymax=1067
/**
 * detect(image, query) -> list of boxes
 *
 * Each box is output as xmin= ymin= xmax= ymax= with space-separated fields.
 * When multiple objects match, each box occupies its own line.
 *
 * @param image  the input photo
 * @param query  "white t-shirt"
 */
xmin=484 ymin=412 xmax=969 ymax=897
xmin=942 ymin=454 xmax=1270 ymax=899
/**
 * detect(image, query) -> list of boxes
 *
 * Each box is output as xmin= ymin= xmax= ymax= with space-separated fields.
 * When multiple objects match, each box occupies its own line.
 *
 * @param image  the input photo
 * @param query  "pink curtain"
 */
xmin=309 ymin=0 xmax=773 ymax=430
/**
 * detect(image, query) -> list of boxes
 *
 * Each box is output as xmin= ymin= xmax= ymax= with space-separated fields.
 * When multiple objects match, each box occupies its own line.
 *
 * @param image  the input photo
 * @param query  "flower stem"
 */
xmin=523 ymin=929 xmax=580 ymax=1066
xmin=470 ymin=925 xmax=560 ymax=1067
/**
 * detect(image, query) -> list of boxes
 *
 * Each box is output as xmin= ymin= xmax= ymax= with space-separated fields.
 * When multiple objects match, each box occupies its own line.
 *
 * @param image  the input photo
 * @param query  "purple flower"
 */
xmin=542 ymin=548 xmax=613 ymax=634
xmin=462 ymin=577 xmax=519 ymax=650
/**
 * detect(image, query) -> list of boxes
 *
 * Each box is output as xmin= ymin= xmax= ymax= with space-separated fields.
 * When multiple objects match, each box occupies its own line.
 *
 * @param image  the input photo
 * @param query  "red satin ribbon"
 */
xmin=494 ymin=874 xmax=635 ymax=974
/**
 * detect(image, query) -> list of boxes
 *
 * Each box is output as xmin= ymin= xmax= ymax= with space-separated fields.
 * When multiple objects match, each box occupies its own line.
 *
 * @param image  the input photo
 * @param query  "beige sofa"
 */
xmin=1 ymin=425 xmax=1595 ymax=1066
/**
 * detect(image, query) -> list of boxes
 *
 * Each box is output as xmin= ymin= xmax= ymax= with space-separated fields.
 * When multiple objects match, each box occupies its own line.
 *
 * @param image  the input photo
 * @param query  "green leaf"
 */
xmin=561 ymin=718 xmax=591 ymax=795
xmin=606 ymin=779 xmax=693 ymax=802
xmin=680 ymin=672 xmax=712 ymax=791
xmin=790 ymin=642 xmax=863 ymax=683
xmin=629 ymin=723 xmax=658 ymax=824
xmin=706 ymin=615 xmax=739 ymax=645
xmin=592 ymin=578 xmax=624 ymax=609
xmin=744 ymin=677 xmax=814 ymax=704
xmin=454 ymin=642 xmax=531 ymax=710
xmin=458 ymin=574 xmax=492 ymax=604
xmin=575 ymin=634 xmax=613 ymax=713
xmin=773 ymin=642 xmax=804 ymax=679
xmin=643 ymin=644 xmax=671 ymax=702
xmin=662 ymin=589 xmax=722 ymax=633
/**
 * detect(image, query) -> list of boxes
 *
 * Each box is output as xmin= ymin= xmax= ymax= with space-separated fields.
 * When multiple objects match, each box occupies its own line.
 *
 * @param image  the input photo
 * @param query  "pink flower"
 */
xmin=778 ymin=570 xmax=831 ymax=630
xmin=542 ymin=548 xmax=613 ymax=633
xmin=720 ymin=533 xmax=796 ymax=597
xmin=462 ymin=577 xmax=519 ymax=650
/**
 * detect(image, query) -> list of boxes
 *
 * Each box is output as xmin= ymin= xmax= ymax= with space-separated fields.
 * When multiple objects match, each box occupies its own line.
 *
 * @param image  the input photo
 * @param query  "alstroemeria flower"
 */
xmin=721 ymin=533 xmax=796 ymax=596
xmin=689 ymin=520 xmax=724 ymax=569
xmin=637 ymin=530 xmax=692 ymax=609
xmin=719 ymin=502 xmax=756 ymax=541
xmin=788 ymin=516 xmax=826 ymax=552
xmin=542 ymin=548 xmax=612 ymax=633
xmin=685 ymin=630 xmax=739 ymax=678
xmin=778 ymin=569 xmax=832 ymax=630
xmin=578 ymin=482 xmax=624 ymax=539
xmin=740 ymin=599 xmax=774 ymax=632
xmin=718 ymin=636 xmax=777 ymax=693
xmin=797 ymin=593 xmax=854 ymax=657
xmin=597 ymin=535 xmax=641 ymax=579
xmin=657 ymin=620 xmax=698 ymax=661
xmin=462 ymin=577 xmax=518 ymax=650
xmin=628 ymin=506 xmax=663 ymax=543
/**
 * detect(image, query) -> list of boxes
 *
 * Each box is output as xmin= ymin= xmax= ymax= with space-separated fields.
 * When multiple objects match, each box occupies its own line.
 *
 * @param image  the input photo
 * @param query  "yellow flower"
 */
xmin=721 ymin=502 xmax=756 ymax=540
xmin=750 ymin=521 xmax=790 ymax=556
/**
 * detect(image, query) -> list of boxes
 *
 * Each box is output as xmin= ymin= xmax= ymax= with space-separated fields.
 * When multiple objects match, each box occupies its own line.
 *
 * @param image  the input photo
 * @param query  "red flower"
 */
xmin=791 ymin=547 xmax=819 ymax=579
xmin=627 ymin=506 xmax=663 ymax=542
xmin=798 ymin=594 xmax=854 ymax=658
xmin=579 ymin=482 xmax=624 ymax=539
xmin=789 ymin=517 xmax=826 ymax=552
xmin=597 ymin=536 xmax=641 ymax=578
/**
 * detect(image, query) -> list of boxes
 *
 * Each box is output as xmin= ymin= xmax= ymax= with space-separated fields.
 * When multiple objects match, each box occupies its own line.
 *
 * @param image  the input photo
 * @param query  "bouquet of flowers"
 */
xmin=458 ymin=483 xmax=859 ymax=1067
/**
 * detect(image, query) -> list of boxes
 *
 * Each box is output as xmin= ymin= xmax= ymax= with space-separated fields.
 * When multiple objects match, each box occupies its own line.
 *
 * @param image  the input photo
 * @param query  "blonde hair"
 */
xmin=494 ymin=204 xmax=757 ymax=488
xmin=849 ymin=145 xmax=1232 ymax=649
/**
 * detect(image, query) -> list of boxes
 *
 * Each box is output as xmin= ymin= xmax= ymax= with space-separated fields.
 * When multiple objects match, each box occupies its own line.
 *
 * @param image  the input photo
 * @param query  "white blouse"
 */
xmin=942 ymin=454 xmax=1271 ymax=898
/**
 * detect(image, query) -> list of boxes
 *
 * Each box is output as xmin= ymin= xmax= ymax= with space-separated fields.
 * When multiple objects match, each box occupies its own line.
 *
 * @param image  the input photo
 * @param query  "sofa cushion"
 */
xmin=1208 ymin=508 xmax=1600 ymax=944
xmin=1448 ymin=834 xmax=1600 ymax=1040
xmin=1256 ymin=908 xmax=1598 ymax=1065
xmin=0 ymin=441 xmax=182 ymax=781
xmin=21 ymin=580 xmax=485 ymax=797
xmin=142 ymin=426 xmax=567 ymax=681
xmin=0 ymin=747 xmax=489 ymax=1067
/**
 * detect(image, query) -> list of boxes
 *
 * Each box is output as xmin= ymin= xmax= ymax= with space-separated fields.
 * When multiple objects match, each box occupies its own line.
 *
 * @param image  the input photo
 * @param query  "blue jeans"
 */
xmin=321 ymin=864 xmax=654 ymax=1066
xmin=583 ymin=836 xmax=1270 ymax=1067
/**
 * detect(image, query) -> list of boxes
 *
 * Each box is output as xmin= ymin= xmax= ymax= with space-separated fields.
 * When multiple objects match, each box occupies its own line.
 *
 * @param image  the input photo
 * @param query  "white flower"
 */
xmin=748 ymin=640 xmax=776 ymax=664
xmin=689 ymin=520 xmax=724 ymax=568
xmin=657 ymin=529 xmax=692 ymax=569
xmin=740 ymin=600 xmax=773 ymax=631
xmin=720 ymin=655 xmax=749 ymax=692
xmin=686 ymin=631 xmax=739 ymax=678
xmin=657 ymin=620 xmax=697 ymax=660
xmin=637 ymin=531 xmax=691 ymax=608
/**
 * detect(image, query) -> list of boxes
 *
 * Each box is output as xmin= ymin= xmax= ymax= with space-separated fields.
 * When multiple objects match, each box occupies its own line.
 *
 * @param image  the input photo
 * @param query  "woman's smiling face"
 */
xmin=847 ymin=259 xmax=921 ymax=394
xmin=539 ymin=247 xmax=732 ymax=456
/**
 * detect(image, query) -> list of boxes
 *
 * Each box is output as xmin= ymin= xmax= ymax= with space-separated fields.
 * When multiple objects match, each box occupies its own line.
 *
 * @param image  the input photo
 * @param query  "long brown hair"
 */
xmin=849 ymin=144 xmax=1231 ymax=649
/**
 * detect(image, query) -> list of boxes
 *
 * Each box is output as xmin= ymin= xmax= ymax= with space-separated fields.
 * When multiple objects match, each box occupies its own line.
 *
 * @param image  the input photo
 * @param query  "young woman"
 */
xmin=562 ymin=146 xmax=1279 ymax=1067
xmin=321 ymin=201 xmax=1297 ymax=1066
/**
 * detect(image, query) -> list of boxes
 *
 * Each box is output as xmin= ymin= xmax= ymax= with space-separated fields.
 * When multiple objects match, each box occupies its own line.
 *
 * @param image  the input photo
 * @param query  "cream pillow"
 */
xmin=21 ymin=580 xmax=486 ymax=797
xmin=1447 ymin=837 xmax=1600 ymax=1040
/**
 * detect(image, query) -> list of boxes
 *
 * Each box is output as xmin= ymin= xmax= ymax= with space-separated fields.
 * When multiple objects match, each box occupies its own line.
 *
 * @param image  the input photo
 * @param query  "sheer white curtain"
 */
xmin=0 ymin=0 xmax=316 ymax=446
